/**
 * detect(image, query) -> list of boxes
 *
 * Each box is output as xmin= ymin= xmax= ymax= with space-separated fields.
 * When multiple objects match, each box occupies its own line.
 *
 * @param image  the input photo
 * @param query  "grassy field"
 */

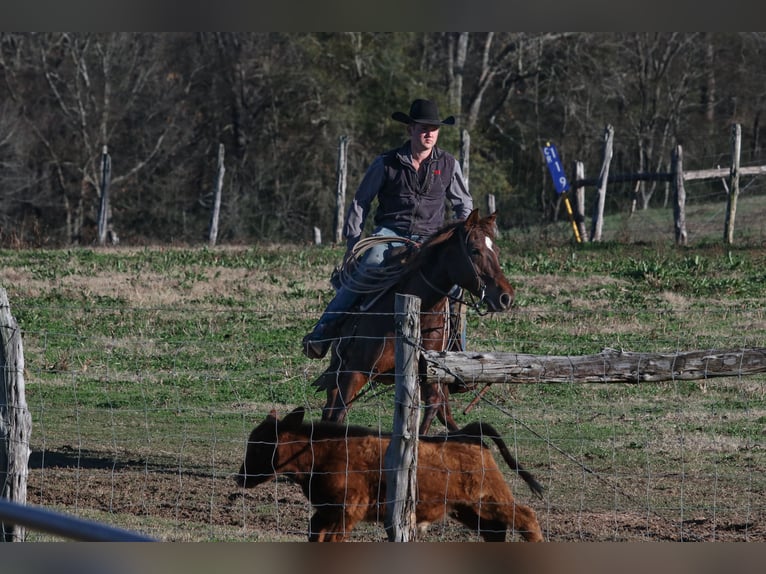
xmin=1 ymin=196 xmax=765 ymax=542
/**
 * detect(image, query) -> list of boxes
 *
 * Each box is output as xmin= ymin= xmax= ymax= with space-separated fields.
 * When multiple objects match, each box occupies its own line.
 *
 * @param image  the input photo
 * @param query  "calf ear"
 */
xmin=282 ymin=406 xmax=306 ymax=427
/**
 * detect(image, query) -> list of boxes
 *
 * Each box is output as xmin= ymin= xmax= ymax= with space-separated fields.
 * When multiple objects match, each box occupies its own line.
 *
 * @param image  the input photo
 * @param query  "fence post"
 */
xmin=96 ymin=145 xmax=112 ymax=246
xmin=384 ymin=293 xmax=421 ymax=542
xmin=724 ymin=123 xmax=741 ymax=245
xmin=572 ymin=160 xmax=588 ymax=242
xmin=590 ymin=124 xmax=614 ymax=242
xmin=0 ymin=288 xmax=32 ymax=542
xmin=208 ymin=143 xmax=225 ymax=247
xmin=672 ymin=144 xmax=688 ymax=246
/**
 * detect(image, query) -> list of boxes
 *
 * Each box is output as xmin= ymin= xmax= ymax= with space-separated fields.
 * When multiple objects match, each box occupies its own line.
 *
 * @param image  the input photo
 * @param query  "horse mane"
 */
xmin=334 ymin=218 xmax=465 ymax=303
xmin=400 ymin=218 xmax=464 ymax=274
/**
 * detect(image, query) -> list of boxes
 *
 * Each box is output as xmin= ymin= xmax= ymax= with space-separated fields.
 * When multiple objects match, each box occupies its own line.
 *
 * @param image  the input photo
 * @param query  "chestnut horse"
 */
xmin=312 ymin=209 xmax=515 ymax=434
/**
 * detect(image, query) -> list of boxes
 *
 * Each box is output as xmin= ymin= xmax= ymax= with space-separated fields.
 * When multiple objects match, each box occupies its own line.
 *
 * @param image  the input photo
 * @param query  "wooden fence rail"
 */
xmin=570 ymin=122 xmax=766 ymax=246
xmin=422 ymin=347 xmax=766 ymax=386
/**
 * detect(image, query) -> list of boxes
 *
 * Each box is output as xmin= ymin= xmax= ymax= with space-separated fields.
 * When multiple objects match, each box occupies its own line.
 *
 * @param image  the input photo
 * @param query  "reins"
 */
xmin=417 ymin=270 xmax=488 ymax=316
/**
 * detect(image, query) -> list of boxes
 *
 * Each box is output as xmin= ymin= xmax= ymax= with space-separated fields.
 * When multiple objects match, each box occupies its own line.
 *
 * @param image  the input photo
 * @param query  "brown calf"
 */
xmin=234 ymin=407 xmax=544 ymax=542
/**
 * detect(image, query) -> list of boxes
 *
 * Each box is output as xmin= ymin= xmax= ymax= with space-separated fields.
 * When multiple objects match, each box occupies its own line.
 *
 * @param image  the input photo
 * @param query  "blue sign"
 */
xmin=542 ymin=142 xmax=570 ymax=195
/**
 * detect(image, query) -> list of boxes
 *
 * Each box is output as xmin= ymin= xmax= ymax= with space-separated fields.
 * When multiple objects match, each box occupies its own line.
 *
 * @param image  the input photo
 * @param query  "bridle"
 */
xmin=418 ymin=224 xmax=490 ymax=316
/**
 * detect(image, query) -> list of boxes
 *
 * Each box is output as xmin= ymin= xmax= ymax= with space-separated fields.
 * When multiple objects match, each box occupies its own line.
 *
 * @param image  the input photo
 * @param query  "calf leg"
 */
xmin=479 ymin=519 xmax=508 ymax=542
xmin=508 ymin=502 xmax=544 ymax=542
xmin=309 ymin=508 xmax=357 ymax=542
xmin=452 ymin=501 xmax=544 ymax=542
xmin=449 ymin=505 xmax=507 ymax=541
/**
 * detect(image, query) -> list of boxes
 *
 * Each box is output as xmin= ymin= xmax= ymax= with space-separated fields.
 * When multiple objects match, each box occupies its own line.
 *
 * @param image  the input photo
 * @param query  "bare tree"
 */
xmin=613 ymin=33 xmax=703 ymax=210
xmin=2 ymin=33 xmax=184 ymax=243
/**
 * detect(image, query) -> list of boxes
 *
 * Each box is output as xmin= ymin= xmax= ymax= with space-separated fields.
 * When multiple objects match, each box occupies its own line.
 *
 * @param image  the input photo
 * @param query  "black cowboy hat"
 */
xmin=391 ymin=99 xmax=455 ymax=126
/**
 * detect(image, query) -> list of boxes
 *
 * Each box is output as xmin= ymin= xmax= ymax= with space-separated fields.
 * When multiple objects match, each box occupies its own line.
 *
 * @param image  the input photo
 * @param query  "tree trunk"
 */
xmin=334 ymin=135 xmax=349 ymax=245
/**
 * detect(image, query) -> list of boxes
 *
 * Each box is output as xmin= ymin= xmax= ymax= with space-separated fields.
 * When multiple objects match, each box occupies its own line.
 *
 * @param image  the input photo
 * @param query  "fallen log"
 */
xmin=422 ymin=347 xmax=766 ymax=385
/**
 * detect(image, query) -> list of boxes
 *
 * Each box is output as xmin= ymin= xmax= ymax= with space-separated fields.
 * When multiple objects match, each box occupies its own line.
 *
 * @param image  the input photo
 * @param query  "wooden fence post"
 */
xmin=672 ymin=144 xmax=688 ymax=246
xmin=0 ymin=288 xmax=32 ymax=542
xmin=208 ymin=143 xmax=225 ymax=247
xmin=724 ymin=123 xmax=742 ymax=245
xmin=572 ymin=160 xmax=588 ymax=242
xmin=334 ymin=136 xmax=349 ymax=245
xmin=96 ymin=145 xmax=112 ymax=246
xmin=590 ymin=125 xmax=614 ymax=242
xmin=384 ymin=293 xmax=421 ymax=542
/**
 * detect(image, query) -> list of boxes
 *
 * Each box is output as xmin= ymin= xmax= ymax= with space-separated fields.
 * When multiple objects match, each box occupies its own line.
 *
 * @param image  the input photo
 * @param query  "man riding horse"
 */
xmin=302 ymin=98 xmax=473 ymax=359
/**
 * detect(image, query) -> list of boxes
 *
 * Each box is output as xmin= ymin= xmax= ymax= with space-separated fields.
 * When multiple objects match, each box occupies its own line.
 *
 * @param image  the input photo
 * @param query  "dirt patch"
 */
xmin=26 ymin=462 xmax=763 ymax=543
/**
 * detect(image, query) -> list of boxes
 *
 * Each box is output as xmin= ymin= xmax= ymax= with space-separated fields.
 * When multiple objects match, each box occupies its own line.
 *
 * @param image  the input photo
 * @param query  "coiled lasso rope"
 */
xmin=331 ymin=235 xmax=422 ymax=297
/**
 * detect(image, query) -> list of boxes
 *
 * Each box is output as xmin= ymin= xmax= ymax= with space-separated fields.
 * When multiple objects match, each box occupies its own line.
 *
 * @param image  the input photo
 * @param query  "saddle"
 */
xmin=327 ymin=240 xmax=464 ymax=350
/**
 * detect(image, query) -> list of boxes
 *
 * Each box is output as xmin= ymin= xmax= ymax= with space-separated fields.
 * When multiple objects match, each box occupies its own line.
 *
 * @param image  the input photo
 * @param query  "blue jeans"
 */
xmin=313 ymin=228 xmax=466 ymax=350
xmin=315 ymin=227 xmax=422 ymax=328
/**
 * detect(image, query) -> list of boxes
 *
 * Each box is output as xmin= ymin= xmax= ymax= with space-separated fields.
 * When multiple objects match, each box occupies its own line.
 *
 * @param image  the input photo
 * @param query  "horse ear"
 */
xmin=282 ymin=406 xmax=306 ymax=427
xmin=466 ymin=209 xmax=480 ymax=225
xmin=485 ymin=212 xmax=497 ymax=226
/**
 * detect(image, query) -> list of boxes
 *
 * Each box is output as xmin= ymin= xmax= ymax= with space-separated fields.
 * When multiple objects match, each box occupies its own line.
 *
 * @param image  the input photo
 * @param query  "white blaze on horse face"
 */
xmin=485 ymin=235 xmax=494 ymax=251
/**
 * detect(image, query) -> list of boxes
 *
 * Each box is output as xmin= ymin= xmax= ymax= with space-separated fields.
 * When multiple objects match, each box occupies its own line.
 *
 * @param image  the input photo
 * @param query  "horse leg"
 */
xmin=435 ymin=384 xmax=460 ymax=431
xmin=322 ymin=371 xmax=369 ymax=424
xmin=419 ymin=402 xmax=438 ymax=435
xmin=418 ymin=380 xmax=459 ymax=434
xmin=418 ymin=381 xmax=458 ymax=434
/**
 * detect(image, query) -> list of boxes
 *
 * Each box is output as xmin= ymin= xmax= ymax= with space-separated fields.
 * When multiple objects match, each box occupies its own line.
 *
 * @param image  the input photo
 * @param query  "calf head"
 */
xmin=234 ymin=406 xmax=306 ymax=488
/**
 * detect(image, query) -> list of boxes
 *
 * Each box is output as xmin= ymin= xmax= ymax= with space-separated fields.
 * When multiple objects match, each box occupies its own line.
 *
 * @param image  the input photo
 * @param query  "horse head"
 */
xmin=450 ymin=209 xmax=514 ymax=312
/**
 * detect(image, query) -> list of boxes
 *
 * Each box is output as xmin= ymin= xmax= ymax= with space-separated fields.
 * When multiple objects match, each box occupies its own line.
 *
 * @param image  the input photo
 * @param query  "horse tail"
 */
xmin=448 ymin=421 xmax=544 ymax=500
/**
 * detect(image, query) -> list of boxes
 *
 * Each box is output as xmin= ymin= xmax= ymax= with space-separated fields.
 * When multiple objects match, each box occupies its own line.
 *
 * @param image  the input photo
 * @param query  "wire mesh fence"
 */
xmin=12 ymin=300 xmax=765 ymax=542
